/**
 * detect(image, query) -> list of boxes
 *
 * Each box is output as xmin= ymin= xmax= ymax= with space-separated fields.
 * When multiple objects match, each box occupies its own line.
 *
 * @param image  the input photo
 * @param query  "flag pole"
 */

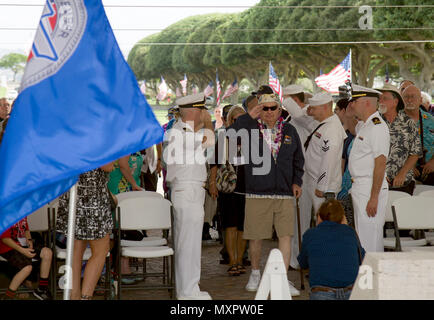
xmin=63 ymin=183 xmax=78 ymax=300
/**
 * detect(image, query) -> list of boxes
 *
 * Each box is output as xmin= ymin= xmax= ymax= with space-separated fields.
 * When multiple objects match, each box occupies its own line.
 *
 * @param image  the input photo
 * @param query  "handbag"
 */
xmin=216 ymin=137 xmax=237 ymax=193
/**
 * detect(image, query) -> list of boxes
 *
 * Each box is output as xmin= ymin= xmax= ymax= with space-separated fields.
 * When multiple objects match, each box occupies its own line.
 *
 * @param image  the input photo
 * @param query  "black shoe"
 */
xmin=33 ymin=288 xmax=52 ymax=300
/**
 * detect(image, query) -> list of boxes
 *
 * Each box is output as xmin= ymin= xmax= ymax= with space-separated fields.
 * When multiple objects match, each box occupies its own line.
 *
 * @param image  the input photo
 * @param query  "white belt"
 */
xmin=172 ymin=181 xmax=205 ymax=187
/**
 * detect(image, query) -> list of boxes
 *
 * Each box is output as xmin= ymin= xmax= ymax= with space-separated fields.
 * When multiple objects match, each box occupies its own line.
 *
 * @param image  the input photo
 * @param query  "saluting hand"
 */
xmin=248 ymin=104 xmax=263 ymax=120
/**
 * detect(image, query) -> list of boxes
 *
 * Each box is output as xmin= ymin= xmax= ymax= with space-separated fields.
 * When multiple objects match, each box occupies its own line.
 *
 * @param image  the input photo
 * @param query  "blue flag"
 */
xmin=0 ymin=0 xmax=164 ymax=234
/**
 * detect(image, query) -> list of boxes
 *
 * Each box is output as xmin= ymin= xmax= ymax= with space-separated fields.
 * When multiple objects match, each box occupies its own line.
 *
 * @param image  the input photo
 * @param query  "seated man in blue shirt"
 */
xmin=297 ymin=199 xmax=365 ymax=300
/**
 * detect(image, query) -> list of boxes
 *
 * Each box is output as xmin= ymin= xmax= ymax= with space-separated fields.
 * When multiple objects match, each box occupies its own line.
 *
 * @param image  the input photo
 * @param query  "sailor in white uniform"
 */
xmin=304 ymin=92 xmax=347 ymax=213
xmin=164 ymin=93 xmax=215 ymax=299
xmin=281 ymin=85 xmax=319 ymax=269
xmin=347 ymin=85 xmax=390 ymax=252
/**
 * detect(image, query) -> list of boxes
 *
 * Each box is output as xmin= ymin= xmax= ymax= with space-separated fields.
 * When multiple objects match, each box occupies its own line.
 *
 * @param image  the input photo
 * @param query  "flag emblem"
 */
xmin=23 ymin=0 xmax=87 ymax=91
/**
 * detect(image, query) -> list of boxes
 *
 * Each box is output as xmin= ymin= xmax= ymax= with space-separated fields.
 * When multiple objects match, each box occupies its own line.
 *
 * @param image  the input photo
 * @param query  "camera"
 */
xmin=338 ymin=80 xmax=353 ymax=101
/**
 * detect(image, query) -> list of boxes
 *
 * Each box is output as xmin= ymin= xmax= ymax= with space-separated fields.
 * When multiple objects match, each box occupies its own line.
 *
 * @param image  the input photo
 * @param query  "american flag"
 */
xmin=221 ymin=79 xmax=238 ymax=101
xmin=269 ymin=62 xmax=283 ymax=102
xmin=315 ymin=51 xmax=351 ymax=94
xmin=175 ymin=87 xmax=182 ymax=97
xmin=216 ymin=71 xmax=221 ymax=106
xmin=156 ymin=76 xmax=168 ymax=101
xmin=192 ymin=86 xmax=198 ymax=94
xmin=204 ymin=81 xmax=214 ymax=97
xmin=180 ymin=74 xmax=187 ymax=96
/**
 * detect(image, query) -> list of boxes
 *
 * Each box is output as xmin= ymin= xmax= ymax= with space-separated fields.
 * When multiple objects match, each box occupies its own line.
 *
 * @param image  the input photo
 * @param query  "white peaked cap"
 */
xmin=308 ymin=92 xmax=333 ymax=106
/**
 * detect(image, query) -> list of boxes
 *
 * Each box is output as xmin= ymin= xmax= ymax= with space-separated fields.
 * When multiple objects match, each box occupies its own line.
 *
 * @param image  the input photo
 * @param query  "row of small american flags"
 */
xmin=152 ymin=50 xmax=351 ymax=103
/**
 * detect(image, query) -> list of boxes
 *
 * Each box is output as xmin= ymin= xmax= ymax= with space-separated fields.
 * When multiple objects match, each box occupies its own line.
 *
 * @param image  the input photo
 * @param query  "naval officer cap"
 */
xmin=308 ymin=92 xmax=333 ymax=106
xmin=282 ymin=84 xmax=304 ymax=96
xmin=349 ymin=84 xmax=382 ymax=102
xmin=176 ymin=93 xmax=207 ymax=110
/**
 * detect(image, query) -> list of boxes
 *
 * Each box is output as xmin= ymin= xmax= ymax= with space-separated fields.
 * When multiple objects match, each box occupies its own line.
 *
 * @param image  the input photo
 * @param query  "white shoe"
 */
xmin=245 ymin=272 xmax=261 ymax=292
xmin=177 ymin=291 xmax=212 ymax=300
xmin=288 ymin=280 xmax=300 ymax=297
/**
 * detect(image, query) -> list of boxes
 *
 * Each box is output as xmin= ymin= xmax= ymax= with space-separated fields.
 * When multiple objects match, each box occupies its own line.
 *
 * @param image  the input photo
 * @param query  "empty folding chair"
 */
xmin=391 ymin=196 xmax=434 ymax=252
xmin=413 ymin=184 xmax=434 ymax=196
xmin=116 ymin=196 xmax=175 ymax=300
xmin=383 ymin=191 xmax=426 ymax=250
xmin=116 ymin=191 xmax=167 ymax=247
xmin=418 ymin=190 xmax=434 ymax=198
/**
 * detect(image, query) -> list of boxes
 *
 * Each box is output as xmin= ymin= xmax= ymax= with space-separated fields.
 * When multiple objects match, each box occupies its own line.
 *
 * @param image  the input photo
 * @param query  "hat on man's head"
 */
xmin=252 ymin=85 xmax=274 ymax=96
xmin=308 ymin=92 xmax=333 ymax=107
xmin=349 ymin=84 xmax=381 ymax=102
xmin=258 ymin=93 xmax=281 ymax=106
xmin=375 ymin=83 xmax=405 ymax=111
xmin=282 ymin=84 xmax=304 ymax=96
xmin=176 ymin=93 xmax=207 ymax=109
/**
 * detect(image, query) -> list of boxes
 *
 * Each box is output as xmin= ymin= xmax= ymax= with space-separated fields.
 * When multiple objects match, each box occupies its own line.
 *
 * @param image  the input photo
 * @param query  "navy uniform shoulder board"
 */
xmin=372 ymin=117 xmax=381 ymax=125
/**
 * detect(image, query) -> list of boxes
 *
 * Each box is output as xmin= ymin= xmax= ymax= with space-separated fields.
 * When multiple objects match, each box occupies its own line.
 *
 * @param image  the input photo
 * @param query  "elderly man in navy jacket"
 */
xmin=228 ymin=93 xmax=304 ymax=296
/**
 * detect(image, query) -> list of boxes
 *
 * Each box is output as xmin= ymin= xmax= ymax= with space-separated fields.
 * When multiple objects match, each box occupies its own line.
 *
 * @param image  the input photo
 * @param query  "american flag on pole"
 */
xmin=156 ymin=76 xmax=168 ymax=101
xmin=269 ymin=62 xmax=283 ymax=102
xmin=315 ymin=51 xmax=351 ymax=94
xmin=204 ymin=81 xmax=214 ymax=97
xmin=140 ymin=81 xmax=146 ymax=95
xmin=216 ymin=71 xmax=222 ymax=106
xmin=385 ymin=64 xmax=390 ymax=83
xmin=180 ymin=74 xmax=187 ymax=96
xmin=221 ymin=79 xmax=238 ymax=101
xmin=192 ymin=86 xmax=198 ymax=94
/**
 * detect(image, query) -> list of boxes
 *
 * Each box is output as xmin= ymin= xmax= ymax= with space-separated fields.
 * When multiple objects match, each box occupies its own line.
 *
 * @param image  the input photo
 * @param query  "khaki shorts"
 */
xmin=243 ymin=198 xmax=295 ymax=240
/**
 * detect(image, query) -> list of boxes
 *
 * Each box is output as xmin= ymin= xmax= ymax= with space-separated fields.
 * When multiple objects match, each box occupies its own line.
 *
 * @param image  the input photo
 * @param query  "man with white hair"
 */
xmin=165 ymin=93 xmax=215 ymax=300
xmin=421 ymin=91 xmax=433 ymax=114
xmin=348 ymin=85 xmax=390 ymax=252
xmin=304 ymin=92 xmax=347 ymax=213
xmin=402 ymin=85 xmax=434 ymax=185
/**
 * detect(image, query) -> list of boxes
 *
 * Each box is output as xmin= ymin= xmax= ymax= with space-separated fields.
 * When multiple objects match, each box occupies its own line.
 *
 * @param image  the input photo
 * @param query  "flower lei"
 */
xmin=258 ymin=117 xmax=284 ymax=159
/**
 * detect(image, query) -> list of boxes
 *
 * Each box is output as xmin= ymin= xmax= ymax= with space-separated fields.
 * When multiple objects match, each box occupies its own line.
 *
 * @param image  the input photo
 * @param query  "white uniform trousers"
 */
xmin=351 ymin=183 xmax=388 ymax=252
xmin=289 ymin=175 xmax=325 ymax=268
xmin=171 ymin=182 xmax=206 ymax=298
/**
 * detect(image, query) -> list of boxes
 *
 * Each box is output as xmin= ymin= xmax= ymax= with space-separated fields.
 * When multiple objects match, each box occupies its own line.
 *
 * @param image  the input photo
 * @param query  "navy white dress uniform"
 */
xmin=304 ymin=92 xmax=347 ymax=211
xmin=348 ymin=86 xmax=390 ymax=253
xmin=281 ymin=85 xmax=319 ymax=269
xmin=165 ymin=93 xmax=212 ymax=300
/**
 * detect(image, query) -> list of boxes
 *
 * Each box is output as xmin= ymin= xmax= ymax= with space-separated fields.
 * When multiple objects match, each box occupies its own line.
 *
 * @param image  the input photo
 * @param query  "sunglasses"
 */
xmin=262 ymin=105 xmax=278 ymax=112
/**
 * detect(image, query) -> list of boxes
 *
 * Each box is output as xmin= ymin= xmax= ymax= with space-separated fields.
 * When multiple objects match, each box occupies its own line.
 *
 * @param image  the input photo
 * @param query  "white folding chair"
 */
xmin=383 ymin=191 xmax=426 ymax=249
xmin=116 ymin=196 xmax=175 ymax=299
xmin=117 ymin=191 xmax=167 ymax=247
xmin=392 ymin=197 xmax=434 ymax=252
xmin=413 ymin=184 xmax=434 ymax=196
xmin=418 ymin=190 xmax=434 ymax=198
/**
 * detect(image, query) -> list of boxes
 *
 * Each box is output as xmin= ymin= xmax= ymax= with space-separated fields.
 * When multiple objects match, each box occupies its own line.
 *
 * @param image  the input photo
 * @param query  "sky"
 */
xmin=0 ymin=0 xmax=259 ymax=57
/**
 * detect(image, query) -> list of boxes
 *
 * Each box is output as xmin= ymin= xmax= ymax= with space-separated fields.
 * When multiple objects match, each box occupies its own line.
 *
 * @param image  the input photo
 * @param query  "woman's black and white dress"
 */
xmin=56 ymin=168 xmax=113 ymax=240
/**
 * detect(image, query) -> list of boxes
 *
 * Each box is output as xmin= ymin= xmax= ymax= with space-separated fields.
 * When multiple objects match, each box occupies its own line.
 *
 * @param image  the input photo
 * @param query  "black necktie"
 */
xmin=304 ymin=123 xmax=326 ymax=151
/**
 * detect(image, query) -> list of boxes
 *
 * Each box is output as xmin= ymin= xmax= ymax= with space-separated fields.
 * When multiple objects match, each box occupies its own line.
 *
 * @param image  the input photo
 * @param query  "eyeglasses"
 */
xmin=262 ymin=105 xmax=278 ymax=112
